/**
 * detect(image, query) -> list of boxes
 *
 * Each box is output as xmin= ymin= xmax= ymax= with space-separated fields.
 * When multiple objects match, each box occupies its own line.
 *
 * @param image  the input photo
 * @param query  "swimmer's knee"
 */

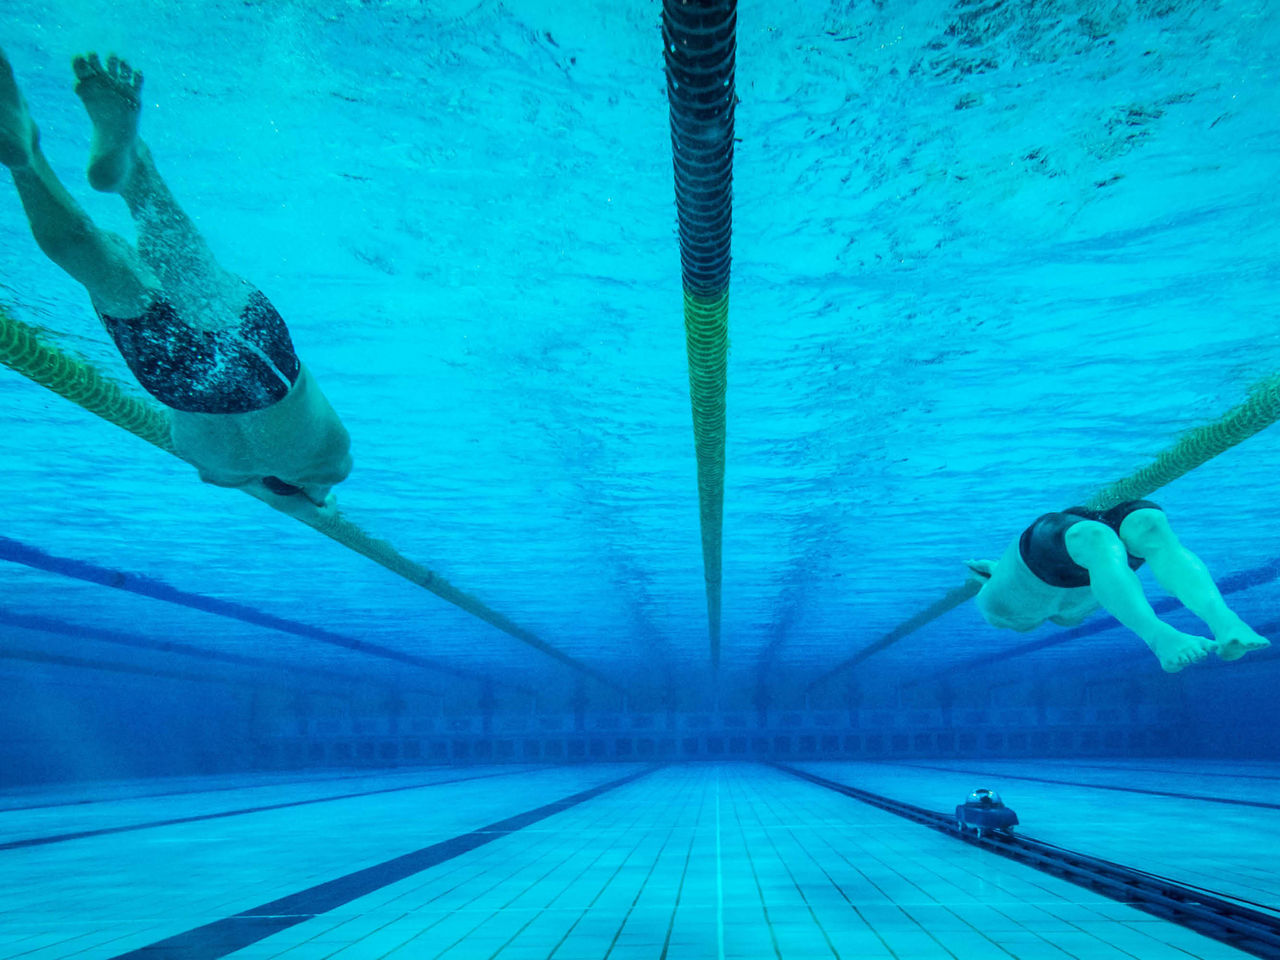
xmin=1117 ymin=508 xmax=1175 ymax=558
xmin=1064 ymin=520 xmax=1127 ymax=568
xmin=32 ymin=213 xmax=97 ymax=263
xmin=71 ymin=230 xmax=157 ymax=315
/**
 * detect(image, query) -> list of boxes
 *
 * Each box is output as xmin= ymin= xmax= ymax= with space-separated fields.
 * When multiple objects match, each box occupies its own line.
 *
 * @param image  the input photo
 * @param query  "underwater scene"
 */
xmin=0 ymin=0 xmax=1278 ymax=956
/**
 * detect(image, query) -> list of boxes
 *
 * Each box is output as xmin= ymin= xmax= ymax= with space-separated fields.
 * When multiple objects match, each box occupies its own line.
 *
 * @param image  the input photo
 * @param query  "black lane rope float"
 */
xmin=806 ymin=371 xmax=1280 ymax=690
xmin=663 ymin=0 xmax=737 ymax=672
xmin=0 ymin=305 xmax=620 ymax=693
xmin=776 ymin=764 xmax=1280 ymax=959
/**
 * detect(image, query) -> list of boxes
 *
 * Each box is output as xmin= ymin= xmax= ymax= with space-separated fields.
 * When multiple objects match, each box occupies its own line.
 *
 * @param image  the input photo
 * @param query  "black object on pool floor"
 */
xmin=777 ymin=763 xmax=1280 ymax=960
xmin=892 ymin=761 xmax=1280 ymax=810
xmin=108 ymin=766 xmax=658 ymax=960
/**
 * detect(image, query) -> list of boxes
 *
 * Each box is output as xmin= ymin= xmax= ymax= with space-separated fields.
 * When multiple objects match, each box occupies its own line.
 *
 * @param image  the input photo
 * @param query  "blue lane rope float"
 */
xmin=0 ymin=536 xmax=518 ymax=693
xmin=0 ymin=606 xmax=425 ymax=694
xmin=0 ymin=304 xmax=620 ymax=693
xmin=0 ymin=645 xmax=318 ymax=690
xmin=807 ymin=370 xmax=1280 ymax=689
xmin=664 ymin=0 xmax=736 ymax=672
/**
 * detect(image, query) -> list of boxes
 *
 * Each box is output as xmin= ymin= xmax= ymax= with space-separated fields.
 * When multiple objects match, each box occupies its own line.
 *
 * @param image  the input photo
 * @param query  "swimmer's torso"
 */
xmin=975 ymin=535 xmax=1098 ymax=631
xmin=168 ymin=363 xmax=351 ymax=504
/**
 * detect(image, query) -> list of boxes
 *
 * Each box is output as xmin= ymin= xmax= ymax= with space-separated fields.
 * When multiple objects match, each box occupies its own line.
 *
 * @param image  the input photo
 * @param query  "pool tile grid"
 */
xmin=0 ymin=769 xmax=460 ymax=815
xmin=0 ymin=767 xmax=544 ymax=848
xmin=0 ymin=767 xmax=646 ymax=959
xmin=245 ymin=764 xmax=1258 ymax=960
xmin=221 ymin=766 xmax=707 ymax=960
xmin=0 ymin=764 xmax=1271 ymax=960
xmin=794 ymin=760 xmax=1280 ymax=910
xmin=734 ymin=764 xmax=1255 ymax=960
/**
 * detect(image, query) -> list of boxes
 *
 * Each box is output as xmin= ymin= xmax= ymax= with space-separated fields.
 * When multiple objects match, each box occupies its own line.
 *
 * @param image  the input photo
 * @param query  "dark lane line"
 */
xmin=1052 ymin=761 xmax=1280 ymax=783
xmin=886 ymin=762 xmax=1280 ymax=811
xmin=109 ymin=766 xmax=657 ymax=960
xmin=0 ymin=769 xmax=414 ymax=814
xmin=0 ymin=768 xmax=539 ymax=852
xmin=778 ymin=763 xmax=1280 ymax=957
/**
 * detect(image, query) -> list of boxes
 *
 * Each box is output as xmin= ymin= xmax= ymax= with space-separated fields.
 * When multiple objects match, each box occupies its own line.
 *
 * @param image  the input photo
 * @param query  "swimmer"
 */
xmin=966 ymin=500 xmax=1270 ymax=673
xmin=0 ymin=49 xmax=351 ymax=514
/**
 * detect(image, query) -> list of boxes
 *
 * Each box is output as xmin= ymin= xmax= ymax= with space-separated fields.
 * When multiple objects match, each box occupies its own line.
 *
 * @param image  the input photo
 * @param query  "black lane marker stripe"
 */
xmin=889 ymin=761 xmax=1280 ymax=811
xmin=0 ymin=770 xmax=401 ymax=814
xmin=0 ymin=768 xmax=537 ymax=852
xmin=778 ymin=763 xmax=1280 ymax=958
xmin=109 ymin=766 xmax=657 ymax=960
xmin=1054 ymin=761 xmax=1280 ymax=783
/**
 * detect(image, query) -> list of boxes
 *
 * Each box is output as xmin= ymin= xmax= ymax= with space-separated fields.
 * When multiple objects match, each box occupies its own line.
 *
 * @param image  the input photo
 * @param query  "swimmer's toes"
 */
xmin=73 ymin=53 xmax=111 ymax=90
xmin=1217 ymin=635 xmax=1269 ymax=661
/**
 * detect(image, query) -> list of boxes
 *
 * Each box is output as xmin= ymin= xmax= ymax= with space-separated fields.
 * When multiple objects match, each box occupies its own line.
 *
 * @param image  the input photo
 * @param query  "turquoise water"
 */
xmin=3 ymin=3 xmax=1280 ymax=958
xmin=1 ymin=0 xmax=1278 ymax=771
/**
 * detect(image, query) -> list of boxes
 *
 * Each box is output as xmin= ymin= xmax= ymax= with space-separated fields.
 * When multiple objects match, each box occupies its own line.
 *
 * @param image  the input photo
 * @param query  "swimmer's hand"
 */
xmin=249 ymin=480 xmax=338 ymax=522
xmin=965 ymin=559 xmax=996 ymax=583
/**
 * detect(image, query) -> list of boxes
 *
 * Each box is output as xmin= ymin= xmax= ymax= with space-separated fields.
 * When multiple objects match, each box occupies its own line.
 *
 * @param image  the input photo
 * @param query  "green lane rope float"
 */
xmin=809 ymin=370 xmax=1280 ymax=689
xmin=0 ymin=304 xmax=619 ymax=692
xmin=1084 ymin=371 xmax=1280 ymax=509
xmin=664 ymin=0 xmax=736 ymax=672
xmin=804 ymin=582 xmax=981 ymax=691
xmin=0 ymin=308 xmax=174 ymax=452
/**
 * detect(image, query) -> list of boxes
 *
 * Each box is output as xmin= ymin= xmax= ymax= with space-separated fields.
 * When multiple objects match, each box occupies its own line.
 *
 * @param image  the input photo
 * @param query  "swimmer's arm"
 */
xmin=968 ymin=560 xmax=1042 ymax=632
xmin=245 ymin=480 xmax=339 ymax=521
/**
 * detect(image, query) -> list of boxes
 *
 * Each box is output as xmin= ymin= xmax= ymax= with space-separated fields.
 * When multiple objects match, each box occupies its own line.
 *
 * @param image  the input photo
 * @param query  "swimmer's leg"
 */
xmin=1064 ymin=519 xmax=1215 ymax=673
xmin=1118 ymin=508 xmax=1270 ymax=662
xmin=73 ymin=53 xmax=244 ymax=310
xmin=0 ymin=48 xmax=155 ymax=316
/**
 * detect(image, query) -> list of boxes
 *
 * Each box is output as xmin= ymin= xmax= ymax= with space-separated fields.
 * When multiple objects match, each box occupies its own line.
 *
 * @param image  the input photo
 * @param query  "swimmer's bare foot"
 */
xmin=1145 ymin=626 xmax=1215 ymax=673
xmin=0 ymin=48 xmax=39 ymax=169
xmin=73 ymin=52 xmax=142 ymax=193
xmin=1213 ymin=616 xmax=1270 ymax=662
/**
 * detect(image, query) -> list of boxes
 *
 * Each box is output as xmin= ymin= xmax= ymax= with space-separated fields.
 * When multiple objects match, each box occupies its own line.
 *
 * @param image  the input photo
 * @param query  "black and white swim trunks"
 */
xmin=1018 ymin=500 xmax=1162 ymax=588
xmin=98 ymin=289 xmax=300 ymax=414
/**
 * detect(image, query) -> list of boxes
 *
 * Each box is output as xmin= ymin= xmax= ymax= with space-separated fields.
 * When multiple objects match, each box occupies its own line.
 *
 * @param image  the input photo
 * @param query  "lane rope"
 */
xmin=809 ymin=371 xmax=1280 ymax=687
xmin=0 ymin=304 xmax=620 ymax=691
xmin=663 ymin=0 xmax=737 ymax=672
